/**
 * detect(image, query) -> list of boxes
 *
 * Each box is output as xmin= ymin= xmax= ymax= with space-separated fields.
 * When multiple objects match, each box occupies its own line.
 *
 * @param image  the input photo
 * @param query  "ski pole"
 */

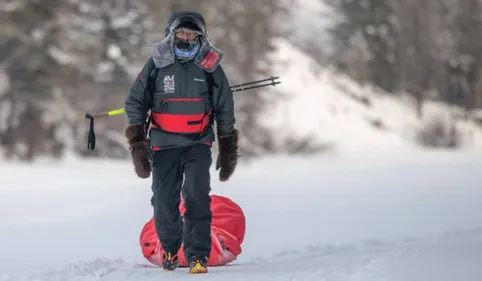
xmin=231 ymin=77 xmax=281 ymax=92
xmin=232 ymin=82 xmax=281 ymax=92
xmin=230 ymin=76 xmax=280 ymax=90
xmin=84 ymin=76 xmax=281 ymax=150
xmin=84 ymin=108 xmax=125 ymax=150
xmin=84 ymin=76 xmax=281 ymax=120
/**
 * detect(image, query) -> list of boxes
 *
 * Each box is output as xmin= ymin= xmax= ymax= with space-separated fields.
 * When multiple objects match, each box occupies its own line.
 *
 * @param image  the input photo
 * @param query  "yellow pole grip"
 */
xmin=107 ymin=108 xmax=125 ymax=116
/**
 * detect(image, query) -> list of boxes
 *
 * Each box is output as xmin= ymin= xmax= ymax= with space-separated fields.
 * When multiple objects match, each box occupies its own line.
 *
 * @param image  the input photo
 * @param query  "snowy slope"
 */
xmin=1 ymin=151 xmax=482 ymax=280
xmin=262 ymin=38 xmax=482 ymax=154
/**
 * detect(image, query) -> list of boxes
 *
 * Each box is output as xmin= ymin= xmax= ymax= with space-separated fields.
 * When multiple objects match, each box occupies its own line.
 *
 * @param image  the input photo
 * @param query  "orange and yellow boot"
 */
xmin=188 ymin=256 xmax=208 ymax=274
xmin=161 ymin=252 xmax=179 ymax=271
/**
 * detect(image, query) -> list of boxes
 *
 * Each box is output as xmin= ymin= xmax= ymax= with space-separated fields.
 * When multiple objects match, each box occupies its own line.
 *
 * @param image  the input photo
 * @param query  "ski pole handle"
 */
xmin=84 ymin=108 xmax=124 ymax=151
xmin=84 ymin=108 xmax=125 ymax=119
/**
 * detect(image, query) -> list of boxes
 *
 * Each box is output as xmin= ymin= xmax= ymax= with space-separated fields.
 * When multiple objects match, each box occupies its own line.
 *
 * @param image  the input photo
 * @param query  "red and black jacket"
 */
xmin=125 ymin=57 xmax=236 ymax=150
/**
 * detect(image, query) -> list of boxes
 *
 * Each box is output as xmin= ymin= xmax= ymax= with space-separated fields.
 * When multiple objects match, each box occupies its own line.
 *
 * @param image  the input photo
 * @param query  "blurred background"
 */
xmin=2 ymin=2 xmax=482 ymax=279
xmin=1 ymin=0 xmax=482 ymax=162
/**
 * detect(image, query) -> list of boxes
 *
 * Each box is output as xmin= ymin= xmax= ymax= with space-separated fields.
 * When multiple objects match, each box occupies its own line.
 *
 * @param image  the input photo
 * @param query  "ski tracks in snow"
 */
xmin=0 ymin=244 xmax=433 ymax=281
xmin=0 ymin=243 xmax=392 ymax=281
xmin=4 ymin=230 xmax=479 ymax=281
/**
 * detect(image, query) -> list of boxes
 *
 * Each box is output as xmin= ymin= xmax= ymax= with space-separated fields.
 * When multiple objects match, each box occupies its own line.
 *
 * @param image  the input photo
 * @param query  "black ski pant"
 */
xmin=150 ymin=144 xmax=212 ymax=260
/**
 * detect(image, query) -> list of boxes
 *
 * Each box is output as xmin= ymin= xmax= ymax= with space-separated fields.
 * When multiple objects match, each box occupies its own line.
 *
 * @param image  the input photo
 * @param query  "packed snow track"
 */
xmin=1 ymin=152 xmax=482 ymax=281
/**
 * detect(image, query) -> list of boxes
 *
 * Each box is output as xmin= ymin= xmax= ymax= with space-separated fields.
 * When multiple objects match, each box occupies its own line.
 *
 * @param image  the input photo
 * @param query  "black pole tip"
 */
xmin=87 ymin=116 xmax=96 ymax=150
xmin=85 ymin=113 xmax=93 ymax=119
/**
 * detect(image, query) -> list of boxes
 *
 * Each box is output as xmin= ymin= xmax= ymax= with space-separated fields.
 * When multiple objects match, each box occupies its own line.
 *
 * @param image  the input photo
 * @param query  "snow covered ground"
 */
xmin=1 ymin=2 xmax=482 ymax=280
xmin=1 ymin=149 xmax=482 ymax=280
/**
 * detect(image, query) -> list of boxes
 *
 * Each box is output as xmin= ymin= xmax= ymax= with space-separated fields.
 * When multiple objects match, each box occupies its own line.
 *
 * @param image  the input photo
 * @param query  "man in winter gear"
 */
xmin=124 ymin=11 xmax=239 ymax=274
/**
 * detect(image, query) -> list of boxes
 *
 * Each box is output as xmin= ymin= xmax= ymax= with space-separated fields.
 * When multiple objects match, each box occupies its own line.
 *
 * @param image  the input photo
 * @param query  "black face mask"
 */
xmin=174 ymin=36 xmax=199 ymax=52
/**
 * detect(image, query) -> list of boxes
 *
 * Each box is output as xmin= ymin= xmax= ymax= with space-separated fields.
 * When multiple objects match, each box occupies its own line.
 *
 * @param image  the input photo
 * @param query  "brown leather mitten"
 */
xmin=125 ymin=123 xmax=151 ymax=179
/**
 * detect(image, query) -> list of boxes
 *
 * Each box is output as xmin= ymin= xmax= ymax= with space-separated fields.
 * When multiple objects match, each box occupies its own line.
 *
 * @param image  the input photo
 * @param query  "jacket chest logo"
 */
xmin=163 ymin=75 xmax=175 ymax=93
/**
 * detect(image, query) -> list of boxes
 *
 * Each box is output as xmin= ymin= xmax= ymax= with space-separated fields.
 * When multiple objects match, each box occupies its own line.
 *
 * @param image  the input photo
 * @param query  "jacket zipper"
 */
xmin=182 ymin=62 xmax=188 ymax=98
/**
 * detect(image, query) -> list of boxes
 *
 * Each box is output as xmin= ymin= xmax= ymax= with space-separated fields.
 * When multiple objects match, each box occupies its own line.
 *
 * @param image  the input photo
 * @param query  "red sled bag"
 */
xmin=140 ymin=195 xmax=246 ymax=267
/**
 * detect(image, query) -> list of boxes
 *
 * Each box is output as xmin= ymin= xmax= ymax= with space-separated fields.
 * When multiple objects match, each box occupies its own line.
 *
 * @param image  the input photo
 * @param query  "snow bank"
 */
xmin=262 ymin=38 xmax=482 ymax=156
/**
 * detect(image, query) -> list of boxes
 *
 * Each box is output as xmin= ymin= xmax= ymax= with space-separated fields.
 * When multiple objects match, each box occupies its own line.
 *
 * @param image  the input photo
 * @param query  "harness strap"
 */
xmin=145 ymin=66 xmax=216 ymax=131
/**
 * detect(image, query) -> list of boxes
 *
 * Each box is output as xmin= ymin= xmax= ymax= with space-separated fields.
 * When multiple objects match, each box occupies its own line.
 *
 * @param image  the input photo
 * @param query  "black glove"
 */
xmin=125 ymin=123 xmax=151 ymax=178
xmin=215 ymin=129 xmax=239 ymax=181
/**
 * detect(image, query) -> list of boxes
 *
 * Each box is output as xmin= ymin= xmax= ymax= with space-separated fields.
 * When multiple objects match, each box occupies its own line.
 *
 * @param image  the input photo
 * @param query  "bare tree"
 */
xmin=327 ymin=0 xmax=400 ymax=93
xmin=397 ymin=0 xmax=447 ymax=118
xmin=0 ymin=0 xmax=153 ymax=160
xmin=327 ymin=0 xmax=454 ymax=118
xmin=448 ymin=0 xmax=482 ymax=117
xmin=0 ymin=0 xmax=73 ymax=160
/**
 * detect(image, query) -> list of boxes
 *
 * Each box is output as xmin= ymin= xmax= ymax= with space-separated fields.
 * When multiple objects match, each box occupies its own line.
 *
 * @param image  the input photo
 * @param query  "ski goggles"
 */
xmin=169 ymin=15 xmax=206 ymax=35
xmin=174 ymin=27 xmax=202 ymax=39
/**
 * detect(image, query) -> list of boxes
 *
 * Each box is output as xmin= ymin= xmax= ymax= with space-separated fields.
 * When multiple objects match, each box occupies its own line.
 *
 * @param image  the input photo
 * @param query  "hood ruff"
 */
xmin=151 ymin=12 xmax=224 ymax=73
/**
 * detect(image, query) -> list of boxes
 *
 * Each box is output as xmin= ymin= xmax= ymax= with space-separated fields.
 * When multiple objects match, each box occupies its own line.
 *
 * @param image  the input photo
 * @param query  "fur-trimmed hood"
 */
xmin=151 ymin=11 xmax=223 ymax=73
